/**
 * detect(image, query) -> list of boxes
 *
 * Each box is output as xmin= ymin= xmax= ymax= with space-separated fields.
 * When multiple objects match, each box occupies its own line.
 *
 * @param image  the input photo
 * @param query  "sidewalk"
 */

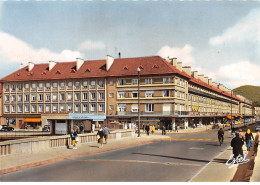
xmin=0 ymin=133 xmax=170 ymax=175
xmin=190 ymin=132 xmax=259 ymax=182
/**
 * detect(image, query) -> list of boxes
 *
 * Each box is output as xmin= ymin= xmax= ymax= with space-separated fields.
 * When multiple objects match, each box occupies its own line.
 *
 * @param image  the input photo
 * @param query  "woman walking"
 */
xmin=70 ymin=129 xmax=77 ymax=149
xmin=245 ymin=129 xmax=254 ymax=151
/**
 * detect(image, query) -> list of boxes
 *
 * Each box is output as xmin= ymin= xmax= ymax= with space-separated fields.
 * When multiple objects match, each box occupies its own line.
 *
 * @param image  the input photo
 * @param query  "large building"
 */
xmin=0 ymin=55 xmax=254 ymax=133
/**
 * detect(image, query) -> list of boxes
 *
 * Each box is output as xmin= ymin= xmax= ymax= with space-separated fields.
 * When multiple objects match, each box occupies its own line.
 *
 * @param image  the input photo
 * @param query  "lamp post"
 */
xmin=137 ymin=67 xmax=141 ymax=137
xmin=230 ymin=90 xmax=233 ymax=130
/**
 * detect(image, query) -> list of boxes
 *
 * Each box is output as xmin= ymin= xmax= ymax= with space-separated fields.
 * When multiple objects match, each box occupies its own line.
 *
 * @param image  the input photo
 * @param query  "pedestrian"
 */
xmin=70 ymin=129 xmax=77 ymax=149
xmin=193 ymin=123 xmax=195 ymax=129
xmin=245 ymin=129 xmax=254 ymax=151
xmin=231 ymin=126 xmax=236 ymax=138
xmin=253 ymin=131 xmax=259 ymax=156
xmin=175 ymin=125 xmax=178 ymax=133
xmin=103 ymin=126 xmax=110 ymax=144
xmin=80 ymin=125 xmax=84 ymax=134
xmin=162 ymin=125 xmax=166 ymax=135
xmin=145 ymin=125 xmax=150 ymax=136
xmin=231 ymin=132 xmax=244 ymax=159
xmin=91 ymin=123 xmax=95 ymax=133
xmin=151 ymin=125 xmax=155 ymax=134
xmin=149 ymin=125 xmax=152 ymax=134
xmin=75 ymin=125 xmax=80 ymax=134
xmin=97 ymin=128 xmax=104 ymax=148
xmin=218 ymin=128 xmax=224 ymax=145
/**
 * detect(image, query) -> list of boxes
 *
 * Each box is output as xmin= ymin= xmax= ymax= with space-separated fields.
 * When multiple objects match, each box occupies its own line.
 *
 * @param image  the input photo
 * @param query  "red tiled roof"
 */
xmin=0 ymin=55 xmax=251 ymax=104
xmin=0 ymin=56 xmax=182 ymax=82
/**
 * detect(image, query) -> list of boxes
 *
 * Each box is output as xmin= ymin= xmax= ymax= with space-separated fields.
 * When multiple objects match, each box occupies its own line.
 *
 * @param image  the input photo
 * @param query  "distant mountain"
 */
xmin=233 ymin=85 xmax=260 ymax=106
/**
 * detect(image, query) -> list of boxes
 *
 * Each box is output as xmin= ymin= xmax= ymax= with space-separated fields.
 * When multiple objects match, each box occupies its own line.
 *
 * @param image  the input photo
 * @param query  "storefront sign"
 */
xmin=68 ymin=113 xmax=106 ymax=121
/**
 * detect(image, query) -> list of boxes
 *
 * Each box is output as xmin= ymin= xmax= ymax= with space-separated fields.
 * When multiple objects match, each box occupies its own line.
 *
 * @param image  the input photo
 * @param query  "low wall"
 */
xmin=0 ymin=130 xmax=135 ymax=157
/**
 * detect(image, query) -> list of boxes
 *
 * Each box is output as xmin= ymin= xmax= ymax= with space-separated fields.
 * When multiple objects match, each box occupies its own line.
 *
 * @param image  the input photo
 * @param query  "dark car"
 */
xmin=0 ymin=125 xmax=14 ymax=131
xmin=42 ymin=125 xmax=50 ymax=132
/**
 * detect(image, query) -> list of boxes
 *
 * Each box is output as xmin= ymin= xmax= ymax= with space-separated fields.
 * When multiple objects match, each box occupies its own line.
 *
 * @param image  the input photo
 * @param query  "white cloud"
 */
xmin=157 ymin=44 xmax=195 ymax=66
xmin=216 ymin=60 xmax=260 ymax=87
xmin=208 ymin=8 xmax=260 ymax=88
xmin=209 ymin=8 xmax=260 ymax=46
xmin=0 ymin=31 xmax=82 ymax=64
xmin=78 ymin=40 xmax=105 ymax=51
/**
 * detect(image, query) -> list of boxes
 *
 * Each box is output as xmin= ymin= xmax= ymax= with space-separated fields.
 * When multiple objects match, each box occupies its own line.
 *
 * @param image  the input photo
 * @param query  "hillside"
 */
xmin=233 ymin=85 xmax=260 ymax=106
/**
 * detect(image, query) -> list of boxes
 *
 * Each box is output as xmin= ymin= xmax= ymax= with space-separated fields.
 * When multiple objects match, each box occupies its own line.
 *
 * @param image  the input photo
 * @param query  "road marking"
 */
xmin=168 ymin=138 xmax=230 ymax=143
xmin=189 ymin=147 xmax=204 ymax=150
xmin=73 ymin=159 xmax=202 ymax=167
xmin=187 ymin=145 xmax=231 ymax=182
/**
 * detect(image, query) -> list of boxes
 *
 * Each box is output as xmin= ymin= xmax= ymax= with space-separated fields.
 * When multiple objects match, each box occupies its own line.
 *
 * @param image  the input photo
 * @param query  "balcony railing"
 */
xmin=116 ymin=111 xmax=189 ymax=116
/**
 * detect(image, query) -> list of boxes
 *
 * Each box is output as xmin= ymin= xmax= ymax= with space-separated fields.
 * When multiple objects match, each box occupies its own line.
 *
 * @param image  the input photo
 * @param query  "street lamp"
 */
xmin=137 ymin=67 xmax=141 ymax=137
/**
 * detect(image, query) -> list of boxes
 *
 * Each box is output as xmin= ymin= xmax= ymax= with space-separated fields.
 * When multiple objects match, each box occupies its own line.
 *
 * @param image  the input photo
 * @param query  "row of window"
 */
xmin=116 ymin=90 xmax=184 ymax=98
xmin=5 ymin=92 xmax=105 ymax=102
xmin=117 ymin=103 xmax=186 ymax=112
xmin=5 ymin=103 xmax=105 ymax=113
xmin=117 ymin=77 xmax=172 ymax=85
xmin=117 ymin=104 xmax=155 ymax=112
xmin=5 ymin=80 xmax=105 ymax=92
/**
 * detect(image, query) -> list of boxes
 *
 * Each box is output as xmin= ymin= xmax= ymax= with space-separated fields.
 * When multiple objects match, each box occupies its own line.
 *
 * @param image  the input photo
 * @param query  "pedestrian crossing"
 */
xmin=165 ymin=138 xmax=228 ymax=142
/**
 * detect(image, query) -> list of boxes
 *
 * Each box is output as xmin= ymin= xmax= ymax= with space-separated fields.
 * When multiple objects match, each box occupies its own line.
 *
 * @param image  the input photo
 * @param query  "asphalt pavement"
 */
xmin=0 ymin=130 xmax=232 ymax=182
xmin=0 ymin=122 xmax=258 ymax=182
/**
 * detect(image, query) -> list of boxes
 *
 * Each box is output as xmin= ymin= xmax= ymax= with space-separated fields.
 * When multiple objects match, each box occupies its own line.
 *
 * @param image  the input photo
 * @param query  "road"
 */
xmin=0 ymin=128 xmax=236 ymax=182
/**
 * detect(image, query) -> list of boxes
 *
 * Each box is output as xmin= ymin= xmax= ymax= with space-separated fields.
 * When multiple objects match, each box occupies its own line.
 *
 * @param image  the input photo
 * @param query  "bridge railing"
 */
xmin=0 ymin=130 xmax=135 ymax=157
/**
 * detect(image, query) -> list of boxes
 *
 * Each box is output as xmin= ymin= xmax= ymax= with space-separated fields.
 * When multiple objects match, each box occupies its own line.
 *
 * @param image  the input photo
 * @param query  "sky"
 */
xmin=0 ymin=0 xmax=260 ymax=89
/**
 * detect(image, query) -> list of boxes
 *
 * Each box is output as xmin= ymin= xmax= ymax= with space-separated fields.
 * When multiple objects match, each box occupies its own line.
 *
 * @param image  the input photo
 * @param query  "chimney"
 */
xmin=106 ymin=55 xmax=114 ymax=71
xmin=204 ymin=76 xmax=208 ymax=84
xmin=192 ymin=71 xmax=198 ymax=79
xmin=118 ymin=52 xmax=121 ymax=59
xmin=198 ymin=74 xmax=204 ymax=82
xmin=49 ymin=61 xmax=57 ymax=71
xmin=28 ymin=62 xmax=35 ymax=71
xmin=223 ymin=86 xmax=228 ymax=92
xmin=172 ymin=58 xmax=177 ymax=66
xmin=218 ymin=83 xmax=225 ymax=91
xmin=76 ymin=58 xmax=84 ymax=71
xmin=176 ymin=62 xmax=182 ymax=71
xmin=208 ymin=78 xmax=213 ymax=86
xmin=182 ymin=66 xmax=191 ymax=76
xmin=212 ymin=82 xmax=218 ymax=88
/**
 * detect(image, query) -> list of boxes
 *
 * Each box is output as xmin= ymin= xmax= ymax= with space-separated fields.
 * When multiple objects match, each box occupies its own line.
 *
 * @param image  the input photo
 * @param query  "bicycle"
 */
xmin=218 ymin=135 xmax=224 ymax=146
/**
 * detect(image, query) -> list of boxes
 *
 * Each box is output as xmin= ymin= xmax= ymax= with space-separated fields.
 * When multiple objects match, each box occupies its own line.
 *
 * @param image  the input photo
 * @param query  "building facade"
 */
xmin=0 ymin=56 xmax=254 ymax=133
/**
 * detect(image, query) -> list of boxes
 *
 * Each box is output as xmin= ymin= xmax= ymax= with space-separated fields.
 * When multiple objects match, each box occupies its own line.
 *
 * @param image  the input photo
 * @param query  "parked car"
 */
xmin=255 ymin=124 xmax=260 ymax=131
xmin=0 ymin=125 xmax=14 ymax=131
xmin=42 ymin=125 xmax=50 ymax=132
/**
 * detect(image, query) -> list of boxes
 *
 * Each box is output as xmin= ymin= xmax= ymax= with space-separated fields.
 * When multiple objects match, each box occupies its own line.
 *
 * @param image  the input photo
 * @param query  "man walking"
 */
xmin=162 ymin=125 xmax=166 ymax=135
xmin=103 ymin=126 xmax=110 ymax=144
xmin=231 ymin=132 xmax=244 ymax=159
xmin=145 ymin=125 xmax=150 ymax=136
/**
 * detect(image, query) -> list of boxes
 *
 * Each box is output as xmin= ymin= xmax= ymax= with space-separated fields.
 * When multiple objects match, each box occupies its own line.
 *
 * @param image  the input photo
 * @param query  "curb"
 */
xmin=0 ymin=137 xmax=168 ymax=175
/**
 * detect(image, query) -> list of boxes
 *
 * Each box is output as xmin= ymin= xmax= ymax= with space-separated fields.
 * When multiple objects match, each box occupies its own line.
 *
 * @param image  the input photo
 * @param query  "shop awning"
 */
xmin=24 ymin=118 xmax=41 ymax=122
